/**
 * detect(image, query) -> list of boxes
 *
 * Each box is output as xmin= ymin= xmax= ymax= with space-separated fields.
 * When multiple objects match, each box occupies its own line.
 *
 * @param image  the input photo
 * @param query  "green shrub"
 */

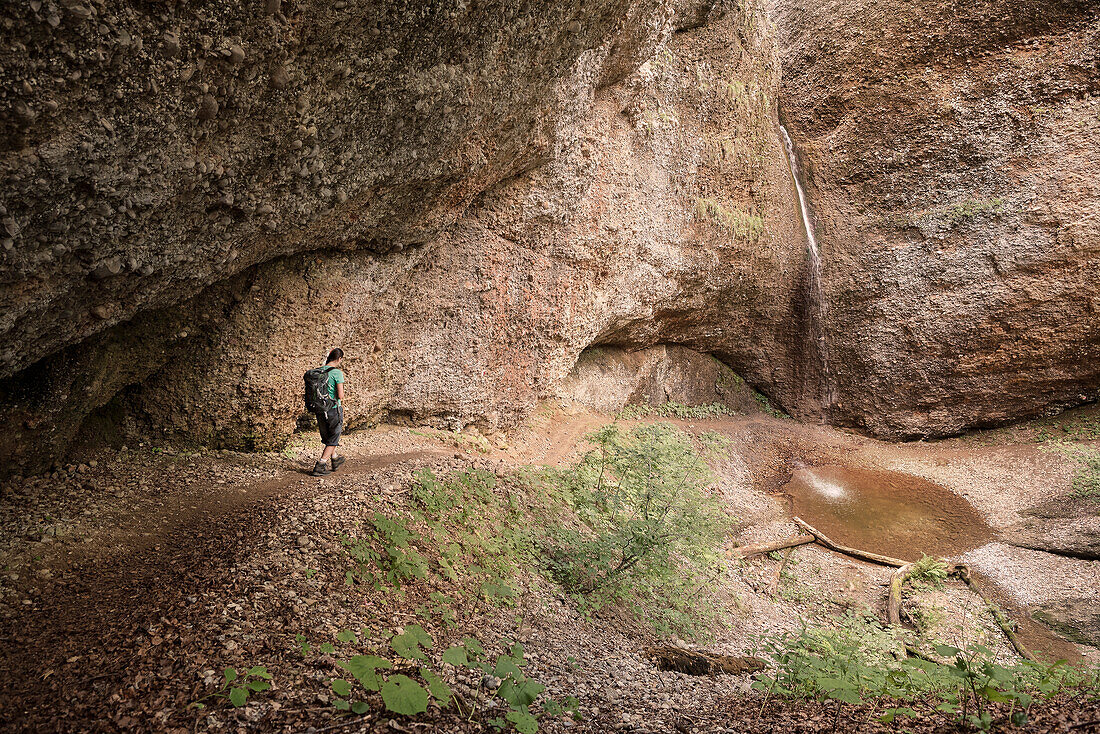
xmin=617 ymin=402 xmax=737 ymax=420
xmin=540 ymin=423 xmax=734 ymax=637
xmin=752 ymin=612 xmax=1100 ymax=730
xmin=341 ymin=513 xmax=430 ymax=589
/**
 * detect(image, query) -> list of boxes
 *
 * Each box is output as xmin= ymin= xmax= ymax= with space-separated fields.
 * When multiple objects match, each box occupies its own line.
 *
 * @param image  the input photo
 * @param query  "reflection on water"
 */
xmin=783 ymin=465 xmax=993 ymax=562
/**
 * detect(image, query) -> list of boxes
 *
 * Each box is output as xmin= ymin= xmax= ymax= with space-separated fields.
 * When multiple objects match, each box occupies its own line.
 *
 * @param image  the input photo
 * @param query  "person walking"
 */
xmin=304 ymin=348 xmax=346 ymax=477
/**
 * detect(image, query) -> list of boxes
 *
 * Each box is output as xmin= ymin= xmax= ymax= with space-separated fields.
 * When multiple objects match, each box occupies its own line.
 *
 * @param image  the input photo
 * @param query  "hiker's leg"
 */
xmin=318 ymin=407 xmax=341 ymax=463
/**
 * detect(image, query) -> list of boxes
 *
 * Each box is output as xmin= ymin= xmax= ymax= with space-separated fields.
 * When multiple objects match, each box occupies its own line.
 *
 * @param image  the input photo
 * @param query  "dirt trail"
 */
xmin=0 ymin=446 xmax=451 ymax=729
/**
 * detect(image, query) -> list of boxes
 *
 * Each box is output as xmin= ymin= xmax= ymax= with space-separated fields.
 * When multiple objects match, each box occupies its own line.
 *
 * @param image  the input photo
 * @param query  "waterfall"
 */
xmin=779 ymin=124 xmax=836 ymax=410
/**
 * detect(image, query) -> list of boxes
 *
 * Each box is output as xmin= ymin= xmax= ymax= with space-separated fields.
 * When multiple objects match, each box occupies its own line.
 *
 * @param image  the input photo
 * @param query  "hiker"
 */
xmin=303 ymin=348 xmax=346 ymax=477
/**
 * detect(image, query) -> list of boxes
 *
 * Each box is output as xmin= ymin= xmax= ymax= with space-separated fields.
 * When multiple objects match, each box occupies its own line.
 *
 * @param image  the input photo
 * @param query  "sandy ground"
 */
xmin=1 ymin=403 xmax=1098 ymax=732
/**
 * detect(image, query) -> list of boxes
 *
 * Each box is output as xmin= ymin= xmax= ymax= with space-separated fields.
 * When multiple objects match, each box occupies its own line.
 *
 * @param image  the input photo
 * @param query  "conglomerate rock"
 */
xmin=118 ymin=4 xmax=807 ymax=451
xmin=0 ymin=0 xmax=810 ymax=469
xmin=770 ymin=0 xmax=1100 ymax=438
xmin=0 ymin=0 xmax=701 ymax=377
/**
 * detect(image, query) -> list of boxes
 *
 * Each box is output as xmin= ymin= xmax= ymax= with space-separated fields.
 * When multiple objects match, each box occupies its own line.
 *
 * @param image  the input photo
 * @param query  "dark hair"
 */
xmin=326 ymin=348 xmax=344 ymax=364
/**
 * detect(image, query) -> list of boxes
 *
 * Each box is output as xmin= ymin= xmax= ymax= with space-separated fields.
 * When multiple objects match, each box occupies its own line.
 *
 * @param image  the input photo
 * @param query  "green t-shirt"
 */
xmin=325 ymin=367 xmax=345 ymax=406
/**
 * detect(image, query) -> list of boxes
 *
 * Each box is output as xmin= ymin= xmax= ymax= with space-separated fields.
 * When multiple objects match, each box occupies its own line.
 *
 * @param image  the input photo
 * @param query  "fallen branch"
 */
xmin=784 ymin=517 xmax=1036 ymax=663
xmin=733 ymin=533 xmax=815 ymax=560
xmin=770 ymin=546 xmax=796 ymax=595
xmin=648 ymin=646 xmax=765 ymax=676
xmin=792 ymin=517 xmax=909 ymax=567
xmin=887 ymin=563 xmax=917 ymax=626
xmin=953 ymin=564 xmax=1036 ymax=662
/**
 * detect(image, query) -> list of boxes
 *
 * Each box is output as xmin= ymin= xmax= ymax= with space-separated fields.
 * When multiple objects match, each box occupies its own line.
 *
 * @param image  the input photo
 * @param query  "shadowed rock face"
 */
xmin=0 ymin=0 xmax=690 ymax=377
xmin=770 ymin=0 xmax=1100 ymax=437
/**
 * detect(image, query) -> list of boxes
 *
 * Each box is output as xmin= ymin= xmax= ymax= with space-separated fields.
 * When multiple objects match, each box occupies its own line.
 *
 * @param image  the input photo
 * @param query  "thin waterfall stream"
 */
xmin=779 ymin=123 xmax=836 ymax=410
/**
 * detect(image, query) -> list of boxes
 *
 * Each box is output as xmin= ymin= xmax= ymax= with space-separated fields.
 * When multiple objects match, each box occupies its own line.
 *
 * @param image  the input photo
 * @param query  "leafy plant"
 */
xmin=617 ymin=402 xmax=737 ymax=420
xmin=752 ymin=390 xmax=789 ymax=419
xmin=319 ymin=628 xmax=566 ymax=733
xmin=540 ymin=423 xmax=733 ymax=637
xmin=752 ymin=612 xmax=1100 ymax=731
xmin=191 ymin=665 xmax=272 ymax=709
xmin=341 ymin=513 xmax=431 ymax=588
xmin=1040 ymin=442 xmax=1100 ymax=499
xmin=909 ymin=555 xmax=949 ymax=590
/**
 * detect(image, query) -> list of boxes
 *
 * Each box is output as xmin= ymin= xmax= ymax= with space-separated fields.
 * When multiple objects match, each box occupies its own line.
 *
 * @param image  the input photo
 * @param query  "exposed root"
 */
xmin=770 ymin=545 xmax=796 ymax=595
xmin=784 ymin=518 xmax=1036 ymax=663
xmin=887 ymin=563 xmax=917 ymax=626
xmin=952 ymin=564 xmax=1036 ymax=662
xmin=733 ymin=533 xmax=815 ymax=559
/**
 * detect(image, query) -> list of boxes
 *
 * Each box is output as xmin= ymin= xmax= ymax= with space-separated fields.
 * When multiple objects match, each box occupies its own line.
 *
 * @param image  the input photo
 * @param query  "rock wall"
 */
xmin=556 ymin=345 xmax=764 ymax=415
xmin=1 ymin=0 xmax=811 ymax=472
xmin=0 ymin=0 xmax=694 ymax=377
xmin=121 ymin=2 xmax=807 ymax=451
xmin=4 ymin=0 xmax=1100 ymax=475
xmin=770 ymin=0 xmax=1100 ymax=437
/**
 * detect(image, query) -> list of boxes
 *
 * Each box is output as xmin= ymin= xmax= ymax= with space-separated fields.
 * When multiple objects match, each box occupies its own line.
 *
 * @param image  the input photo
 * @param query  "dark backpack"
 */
xmin=303 ymin=366 xmax=335 ymax=412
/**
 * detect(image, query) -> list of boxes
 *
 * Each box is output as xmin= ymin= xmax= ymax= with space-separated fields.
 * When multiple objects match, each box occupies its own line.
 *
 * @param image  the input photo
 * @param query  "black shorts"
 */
xmin=314 ymin=405 xmax=343 ymax=447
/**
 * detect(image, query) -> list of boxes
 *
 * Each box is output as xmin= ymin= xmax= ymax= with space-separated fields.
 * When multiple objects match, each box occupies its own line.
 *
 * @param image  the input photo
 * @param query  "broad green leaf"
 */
xmin=933 ymin=644 xmax=961 ymax=658
xmin=497 ymin=678 xmax=544 ymax=707
xmin=404 ymin=624 xmax=434 ymax=647
xmin=827 ymin=688 xmax=862 ymax=704
xmin=320 ymin=643 xmax=336 ymax=654
xmin=223 ymin=667 xmax=238 ymax=684
xmin=351 ymin=701 xmax=370 ymax=714
xmin=506 ymin=709 xmax=539 ymax=734
xmin=421 ymin=667 xmax=452 ymax=704
xmin=229 ymin=687 xmax=248 ymax=707
xmin=380 ymin=674 xmax=429 ymax=716
xmin=338 ymin=655 xmax=393 ymax=692
xmin=247 ymin=680 xmax=271 ymax=692
xmin=391 ymin=633 xmax=426 ymax=661
xmin=493 ymin=656 xmax=522 ymax=680
xmin=442 ymin=646 xmax=468 ymax=667
xmin=333 ymin=698 xmax=350 ymax=711
xmin=462 ymin=636 xmax=486 ymax=659
xmin=247 ymin=665 xmax=269 ymax=678
xmin=331 ymin=679 xmax=351 ymax=697
xmin=337 ymin=629 xmax=357 ymax=643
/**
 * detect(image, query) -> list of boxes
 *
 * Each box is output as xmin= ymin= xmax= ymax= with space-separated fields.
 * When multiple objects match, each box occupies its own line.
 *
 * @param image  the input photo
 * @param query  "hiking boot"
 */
xmin=331 ymin=455 xmax=346 ymax=472
xmin=310 ymin=461 xmax=331 ymax=477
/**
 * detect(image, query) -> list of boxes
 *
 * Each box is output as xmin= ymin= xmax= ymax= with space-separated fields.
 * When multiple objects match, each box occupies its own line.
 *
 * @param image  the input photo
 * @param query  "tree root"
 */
xmin=952 ymin=564 xmax=1036 ymax=662
xmin=783 ymin=517 xmax=1036 ymax=662
xmin=733 ymin=533 xmax=815 ymax=560
xmin=770 ymin=545 xmax=796 ymax=595
xmin=887 ymin=563 xmax=917 ymax=626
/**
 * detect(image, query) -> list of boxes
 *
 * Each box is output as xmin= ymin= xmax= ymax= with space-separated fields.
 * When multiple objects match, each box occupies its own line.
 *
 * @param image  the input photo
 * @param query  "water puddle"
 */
xmin=782 ymin=465 xmax=993 ymax=562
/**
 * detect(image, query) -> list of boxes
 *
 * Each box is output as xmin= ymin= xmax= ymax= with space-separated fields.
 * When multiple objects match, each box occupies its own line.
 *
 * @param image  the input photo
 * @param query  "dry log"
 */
xmin=648 ymin=646 xmax=765 ymax=676
xmin=792 ymin=517 xmax=909 ymax=567
xmin=733 ymin=533 xmax=815 ymax=560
